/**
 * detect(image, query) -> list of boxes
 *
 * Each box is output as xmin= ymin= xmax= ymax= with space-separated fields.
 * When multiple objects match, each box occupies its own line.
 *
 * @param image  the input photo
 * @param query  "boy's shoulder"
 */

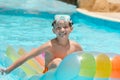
xmin=40 ymin=40 xmax=52 ymax=48
xmin=44 ymin=39 xmax=56 ymax=47
xmin=70 ymin=40 xmax=79 ymax=45
xmin=70 ymin=40 xmax=83 ymax=51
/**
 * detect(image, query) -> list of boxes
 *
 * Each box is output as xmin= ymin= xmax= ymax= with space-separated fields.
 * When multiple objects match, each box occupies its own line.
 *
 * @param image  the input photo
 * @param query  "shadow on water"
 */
xmin=0 ymin=1 xmax=78 ymax=27
xmin=0 ymin=0 xmax=76 ymax=18
xmin=0 ymin=7 xmax=55 ymax=19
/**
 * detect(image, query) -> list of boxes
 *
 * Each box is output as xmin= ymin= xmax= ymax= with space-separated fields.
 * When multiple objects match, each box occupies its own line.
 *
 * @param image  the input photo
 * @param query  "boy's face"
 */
xmin=53 ymin=20 xmax=73 ymax=38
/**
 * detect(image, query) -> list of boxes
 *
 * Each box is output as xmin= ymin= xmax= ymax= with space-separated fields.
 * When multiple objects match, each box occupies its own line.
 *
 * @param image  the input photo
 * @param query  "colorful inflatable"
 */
xmin=39 ymin=52 xmax=120 ymax=80
xmin=6 ymin=46 xmax=120 ymax=80
xmin=6 ymin=46 xmax=44 ymax=76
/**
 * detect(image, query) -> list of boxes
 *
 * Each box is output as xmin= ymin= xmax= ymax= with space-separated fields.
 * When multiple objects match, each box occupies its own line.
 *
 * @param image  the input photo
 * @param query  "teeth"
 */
xmin=60 ymin=33 xmax=65 ymax=35
xmin=57 ymin=32 xmax=66 ymax=37
xmin=62 ymin=32 xmax=66 ymax=34
xmin=59 ymin=32 xmax=66 ymax=37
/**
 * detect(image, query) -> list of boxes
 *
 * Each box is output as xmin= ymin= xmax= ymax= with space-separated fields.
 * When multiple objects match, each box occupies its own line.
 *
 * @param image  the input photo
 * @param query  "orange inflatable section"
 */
xmin=111 ymin=55 xmax=120 ymax=78
xmin=35 ymin=54 xmax=45 ymax=67
xmin=31 ymin=48 xmax=45 ymax=67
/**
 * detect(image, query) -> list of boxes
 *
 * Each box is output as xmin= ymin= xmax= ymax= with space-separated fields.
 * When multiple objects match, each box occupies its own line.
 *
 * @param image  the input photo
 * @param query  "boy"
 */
xmin=0 ymin=14 xmax=82 ymax=74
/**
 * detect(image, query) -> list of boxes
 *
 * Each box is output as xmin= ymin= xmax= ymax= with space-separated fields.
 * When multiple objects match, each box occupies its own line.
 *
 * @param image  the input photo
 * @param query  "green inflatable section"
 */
xmin=79 ymin=53 xmax=96 ymax=77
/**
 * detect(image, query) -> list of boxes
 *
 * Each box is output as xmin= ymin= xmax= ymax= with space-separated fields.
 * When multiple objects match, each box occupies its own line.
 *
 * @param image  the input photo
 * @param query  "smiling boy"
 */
xmin=0 ymin=15 xmax=83 ymax=74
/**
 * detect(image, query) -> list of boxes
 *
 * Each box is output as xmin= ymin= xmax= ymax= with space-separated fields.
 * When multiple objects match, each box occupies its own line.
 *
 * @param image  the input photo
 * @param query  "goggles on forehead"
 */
xmin=55 ymin=15 xmax=72 ymax=23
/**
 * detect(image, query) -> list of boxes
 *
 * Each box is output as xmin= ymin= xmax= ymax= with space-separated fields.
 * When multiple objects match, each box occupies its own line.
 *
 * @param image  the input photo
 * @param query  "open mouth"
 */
xmin=59 ymin=32 xmax=67 ymax=37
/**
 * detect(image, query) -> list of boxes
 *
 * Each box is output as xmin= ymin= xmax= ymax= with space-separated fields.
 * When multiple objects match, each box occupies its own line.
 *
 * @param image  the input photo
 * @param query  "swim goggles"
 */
xmin=55 ymin=14 xmax=72 ymax=23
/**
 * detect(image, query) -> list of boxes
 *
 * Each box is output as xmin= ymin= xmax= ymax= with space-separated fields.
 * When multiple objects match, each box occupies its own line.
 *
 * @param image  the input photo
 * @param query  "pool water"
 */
xmin=0 ymin=12 xmax=120 ymax=54
xmin=0 ymin=12 xmax=120 ymax=79
xmin=0 ymin=1 xmax=120 ymax=80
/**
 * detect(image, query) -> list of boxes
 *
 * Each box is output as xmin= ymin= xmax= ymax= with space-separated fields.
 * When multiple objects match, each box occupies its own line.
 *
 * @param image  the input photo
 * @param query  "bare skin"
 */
xmin=0 ymin=20 xmax=82 ymax=74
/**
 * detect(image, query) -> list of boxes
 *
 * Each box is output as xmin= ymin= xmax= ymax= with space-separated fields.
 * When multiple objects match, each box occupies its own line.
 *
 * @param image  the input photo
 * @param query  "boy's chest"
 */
xmin=50 ymin=45 xmax=75 ymax=59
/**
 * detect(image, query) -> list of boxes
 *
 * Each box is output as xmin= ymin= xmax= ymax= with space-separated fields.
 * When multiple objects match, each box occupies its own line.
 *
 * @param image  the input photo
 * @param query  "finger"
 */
xmin=0 ymin=69 xmax=5 ymax=75
xmin=0 ymin=69 xmax=2 ymax=75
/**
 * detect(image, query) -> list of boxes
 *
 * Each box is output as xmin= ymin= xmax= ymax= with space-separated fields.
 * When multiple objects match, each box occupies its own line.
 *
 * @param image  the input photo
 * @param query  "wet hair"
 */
xmin=52 ymin=20 xmax=73 ymax=27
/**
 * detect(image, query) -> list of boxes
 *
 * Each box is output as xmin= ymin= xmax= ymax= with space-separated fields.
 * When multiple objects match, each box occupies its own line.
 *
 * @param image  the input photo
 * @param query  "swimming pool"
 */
xmin=0 ymin=1 xmax=120 ymax=80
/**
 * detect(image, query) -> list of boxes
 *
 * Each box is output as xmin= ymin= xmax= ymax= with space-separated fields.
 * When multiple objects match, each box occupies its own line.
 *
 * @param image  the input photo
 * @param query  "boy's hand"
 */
xmin=0 ymin=68 xmax=7 ymax=75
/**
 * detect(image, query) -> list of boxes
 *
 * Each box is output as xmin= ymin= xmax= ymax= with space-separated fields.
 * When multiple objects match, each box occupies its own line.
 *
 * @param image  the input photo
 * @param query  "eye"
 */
xmin=64 ymin=26 xmax=69 ymax=29
xmin=56 ymin=27 xmax=61 ymax=30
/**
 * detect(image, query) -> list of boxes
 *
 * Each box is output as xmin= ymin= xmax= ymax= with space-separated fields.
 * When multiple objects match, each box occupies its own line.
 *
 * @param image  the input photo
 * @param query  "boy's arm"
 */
xmin=2 ymin=42 xmax=50 ymax=74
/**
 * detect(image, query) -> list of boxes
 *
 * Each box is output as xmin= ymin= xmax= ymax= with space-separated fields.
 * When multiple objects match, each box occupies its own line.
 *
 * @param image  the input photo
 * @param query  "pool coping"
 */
xmin=77 ymin=8 xmax=120 ymax=23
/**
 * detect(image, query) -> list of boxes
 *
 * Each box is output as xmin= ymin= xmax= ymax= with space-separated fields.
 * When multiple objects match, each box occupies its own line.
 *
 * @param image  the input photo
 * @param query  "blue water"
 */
xmin=0 ymin=13 xmax=119 ymax=54
xmin=0 ymin=0 xmax=120 ymax=80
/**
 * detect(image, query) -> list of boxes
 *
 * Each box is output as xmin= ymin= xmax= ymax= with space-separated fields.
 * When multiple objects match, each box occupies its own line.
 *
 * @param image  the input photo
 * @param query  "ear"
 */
xmin=70 ymin=27 xmax=73 ymax=32
xmin=52 ymin=28 xmax=56 ymax=34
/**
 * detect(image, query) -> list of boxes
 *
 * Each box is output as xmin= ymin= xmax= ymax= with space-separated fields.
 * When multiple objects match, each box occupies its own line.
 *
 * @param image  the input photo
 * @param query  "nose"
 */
xmin=61 ymin=27 xmax=65 ymax=31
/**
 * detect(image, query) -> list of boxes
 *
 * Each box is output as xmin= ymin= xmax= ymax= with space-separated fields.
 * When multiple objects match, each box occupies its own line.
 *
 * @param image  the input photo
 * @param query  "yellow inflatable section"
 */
xmin=18 ymin=48 xmax=44 ymax=73
xmin=95 ymin=54 xmax=112 ymax=78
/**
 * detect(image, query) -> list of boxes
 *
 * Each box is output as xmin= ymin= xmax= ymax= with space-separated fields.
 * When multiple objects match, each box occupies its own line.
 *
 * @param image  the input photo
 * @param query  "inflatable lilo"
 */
xmin=6 ymin=46 xmax=120 ymax=80
xmin=6 ymin=46 xmax=44 ymax=75
xmin=40 ymin=52 xmax=120 ymax=80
